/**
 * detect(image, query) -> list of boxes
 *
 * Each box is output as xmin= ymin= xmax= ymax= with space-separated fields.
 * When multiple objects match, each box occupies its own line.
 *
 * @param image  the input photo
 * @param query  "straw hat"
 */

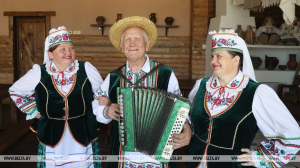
xmin=109 ymin=16 xmax=157 ymax=52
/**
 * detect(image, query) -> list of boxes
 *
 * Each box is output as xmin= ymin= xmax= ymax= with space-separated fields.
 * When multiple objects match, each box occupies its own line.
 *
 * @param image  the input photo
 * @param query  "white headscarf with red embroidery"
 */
xmin=209 ymin=29 xmax=256 ymax=82
xmin=43 ymin=26 xmax=72 ymax=64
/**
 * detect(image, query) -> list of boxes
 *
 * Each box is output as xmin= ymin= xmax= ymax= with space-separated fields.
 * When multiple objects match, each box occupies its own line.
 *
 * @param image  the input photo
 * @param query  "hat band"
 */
xmin=49 ymin=41 xmax=72 ymax=49
xmin=212 ymin=47 xmax=243 ymax=54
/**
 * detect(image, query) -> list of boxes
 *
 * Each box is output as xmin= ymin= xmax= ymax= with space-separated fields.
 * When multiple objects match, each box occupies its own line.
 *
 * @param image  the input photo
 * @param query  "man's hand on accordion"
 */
xmin=170 ymin=123 xmax=192 ymax=149
xmin=106 ymin=103 xmax=121 ymax=121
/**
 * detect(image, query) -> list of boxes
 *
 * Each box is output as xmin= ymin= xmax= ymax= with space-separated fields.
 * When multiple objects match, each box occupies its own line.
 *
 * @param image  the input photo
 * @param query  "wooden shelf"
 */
xmin=156 ymin=25 xmax=179 ymax=36
xmin=90 ymin=24 xmax=179 ymax=36
xmin=247 ymin=44 xmax=300 ymax=49
xmin=90 ymin=24 xmax=113 ymax=35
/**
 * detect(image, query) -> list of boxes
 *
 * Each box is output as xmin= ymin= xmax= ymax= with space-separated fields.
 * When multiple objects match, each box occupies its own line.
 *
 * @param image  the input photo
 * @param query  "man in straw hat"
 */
xmin=93 ymin=16 xmax=192 ymax=168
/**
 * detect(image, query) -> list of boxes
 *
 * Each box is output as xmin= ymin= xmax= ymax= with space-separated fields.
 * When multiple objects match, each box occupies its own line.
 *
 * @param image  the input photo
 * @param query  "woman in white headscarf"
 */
xmin=9 ymin=26 xmax=107 ymax=168
xmin=186 ymin=29 xmax=300 ymax=168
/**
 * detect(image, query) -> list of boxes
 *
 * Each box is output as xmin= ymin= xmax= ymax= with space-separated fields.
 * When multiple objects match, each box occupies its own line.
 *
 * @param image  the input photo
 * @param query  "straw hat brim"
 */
xmin=109 ymin=16 xmax=157 ymax=52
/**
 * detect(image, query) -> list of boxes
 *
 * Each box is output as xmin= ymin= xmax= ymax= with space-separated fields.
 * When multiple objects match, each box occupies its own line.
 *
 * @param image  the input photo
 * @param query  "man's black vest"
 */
xmin=106 ymin=62 xmax=174 ymax=168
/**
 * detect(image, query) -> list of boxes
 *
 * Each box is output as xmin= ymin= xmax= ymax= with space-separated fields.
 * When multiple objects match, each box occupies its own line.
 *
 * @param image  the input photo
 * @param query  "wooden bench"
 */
xmin=0 ymin=84 xmax=17 ymax=129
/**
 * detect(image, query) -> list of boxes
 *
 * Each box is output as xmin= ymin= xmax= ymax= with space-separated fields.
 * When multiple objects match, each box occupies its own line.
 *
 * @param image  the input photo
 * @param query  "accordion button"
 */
xmin=207 ymin=128 xmax=210 ymax=131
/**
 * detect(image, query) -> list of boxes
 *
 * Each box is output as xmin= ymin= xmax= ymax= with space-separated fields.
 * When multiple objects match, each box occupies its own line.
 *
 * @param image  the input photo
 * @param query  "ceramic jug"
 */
xmin=96 ymin=16 xmax=105 ymax=25
xmin=149 ymin=13 xmax=157 ymax=24
xmin=165 ymin=17 xmax=174 ymax=25
xmin=116 ymin=14 xmax=122 ymax=22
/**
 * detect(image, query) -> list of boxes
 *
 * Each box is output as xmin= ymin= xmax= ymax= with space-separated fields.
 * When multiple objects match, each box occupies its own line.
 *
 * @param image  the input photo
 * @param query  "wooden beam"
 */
xmin=8 ymin=16 xmax=13 ymax=38
xmin=45 ymin=16 xmax=51 ymax=36
xmin=3 ymin=11 xmax=56 ymax=16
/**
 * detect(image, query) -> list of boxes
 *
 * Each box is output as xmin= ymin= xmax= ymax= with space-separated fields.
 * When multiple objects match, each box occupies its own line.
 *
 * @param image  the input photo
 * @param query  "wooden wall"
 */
xmin=190 ymin=0 xmax=216 ymax=79
xmin=72 ymin=35 xmax=190 ymax=79
xmin=0 ymin=0 xmax=217 ymax=83
xmin=0 ymin=36 xmax=13 ymax=84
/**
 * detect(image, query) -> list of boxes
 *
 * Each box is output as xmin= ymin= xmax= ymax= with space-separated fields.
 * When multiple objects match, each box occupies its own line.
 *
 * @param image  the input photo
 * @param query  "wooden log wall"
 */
xmin=0 ymin=1 xmax=217 ymax=83
xmin=72 ymin=35 xmax=191 ymax=80
xmin=191 ymin=0 xmax=216 ymax=79
xmin=0 ymin=36 xmax=13 ymax=84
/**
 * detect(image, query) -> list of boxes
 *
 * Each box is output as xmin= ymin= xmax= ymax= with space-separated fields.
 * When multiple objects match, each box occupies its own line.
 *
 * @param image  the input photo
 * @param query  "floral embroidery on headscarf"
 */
xmin=212 ymin=38 xmax=237 ymax=48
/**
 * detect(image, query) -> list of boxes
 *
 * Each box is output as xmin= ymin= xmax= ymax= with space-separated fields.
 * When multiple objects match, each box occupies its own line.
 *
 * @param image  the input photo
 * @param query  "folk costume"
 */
xmin=9 ymin=26 xmax=104 ymax=168
xmin=279 ymin=18 xmax=300 ymax=45
xmin=93 ymin=16 xmax=182 ymax=168
xmin=186 ymin=30 xmax=300 ymax=168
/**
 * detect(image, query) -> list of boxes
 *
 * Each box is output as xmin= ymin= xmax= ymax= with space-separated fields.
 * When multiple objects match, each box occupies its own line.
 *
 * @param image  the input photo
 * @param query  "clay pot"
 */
xmin=116 ymin=14 xmax=122 ymax=22
xmin=96 ymin=16 xmax=105 ymax=25
xmin=245 ymin=26 xmax=255 ymax=44
xmin=250 ymin=57 xmax=262 ymax=69
xmin=265 ymin=55 xmax=279 ymax=70
xmin=287 ymin=54 xmax=298 ymax=70
xmin=149 ymin=13 xmax=157 ymax=24
xmin=235 ymin=25 xmax=245 ymax=39
xmin=165 ymin=17 xmax=174 ymax=25
xmin=278 ymin=65 xmax=287 ymax=70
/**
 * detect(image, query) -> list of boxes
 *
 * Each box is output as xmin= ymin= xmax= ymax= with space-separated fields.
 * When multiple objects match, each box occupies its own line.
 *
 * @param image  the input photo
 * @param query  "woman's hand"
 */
xmin=35 ymin=113 xmax=42 ymax=119
xmin=98 ymin=96 xmax=112 ymax=106
xmin=238 ymin=148 xmax=255 ymax=166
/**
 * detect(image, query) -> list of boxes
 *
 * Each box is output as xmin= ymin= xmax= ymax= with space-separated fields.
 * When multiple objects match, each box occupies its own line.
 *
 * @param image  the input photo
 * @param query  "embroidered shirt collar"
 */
xmin=45 ymin=60 xmax=79 ymax=76
xmin=126 ymin=54 xmax=150 ymax=75
xmin=206 ymin=70 xmax=249 ymax=93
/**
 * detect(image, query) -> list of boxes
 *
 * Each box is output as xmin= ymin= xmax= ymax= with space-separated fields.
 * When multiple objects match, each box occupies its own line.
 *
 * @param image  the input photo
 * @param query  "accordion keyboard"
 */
xmin=119 ymin=93 xmax=127 ymax=147
xmin=161 ymin=107 xmax=189 ymax=160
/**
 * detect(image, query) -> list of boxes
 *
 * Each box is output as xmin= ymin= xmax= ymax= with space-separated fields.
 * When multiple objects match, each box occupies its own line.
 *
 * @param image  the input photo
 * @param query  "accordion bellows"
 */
xmin=117 ymin=87 xmax=190 ymax=163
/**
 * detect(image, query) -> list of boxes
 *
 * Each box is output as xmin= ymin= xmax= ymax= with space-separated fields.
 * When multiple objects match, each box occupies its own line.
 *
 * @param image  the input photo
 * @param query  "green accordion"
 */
xmin=117 ymin=87 xmax=191 ymax=163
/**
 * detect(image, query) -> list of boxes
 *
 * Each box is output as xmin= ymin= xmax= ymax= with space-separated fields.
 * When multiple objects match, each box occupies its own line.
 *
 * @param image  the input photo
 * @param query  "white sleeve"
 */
xmin=167 ymin=72 xmax=181 ymax=95
xmin=255 ymin=26 xmax=265 ymax=37
xmin=188 ymin=79 xmax=203 ymax=104
xmin=252 ymin=84 xmax=300 ymax=167
xmin=92 ymin=74 xmax=112 ymax=124
xmin=167 ymin=71 xmax=194 ymax=123
xmin=9 ymin=64 xmax=41 ymax=120
xmin=273 ymin=26 xmax=283 ymax=35
xmin=84 ymin=61 xmax=103 ymax=92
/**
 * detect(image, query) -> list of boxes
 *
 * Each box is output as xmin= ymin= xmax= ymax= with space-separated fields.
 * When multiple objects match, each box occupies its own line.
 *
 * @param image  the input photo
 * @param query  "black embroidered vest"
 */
xmin=106 ymin=62 xmax=174 ymax=168
xmin=31 ymin=62 xmax=98 ymax=147
xmin=186 ymin=78 xmax=260 ymax=168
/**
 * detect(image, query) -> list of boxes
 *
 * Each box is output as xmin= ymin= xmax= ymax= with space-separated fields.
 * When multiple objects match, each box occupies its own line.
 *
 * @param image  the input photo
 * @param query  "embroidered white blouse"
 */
xmin=255 ymin=25 xmax=282 ymax=37
xmin=9 ymin=60 xmax=103 ymax=168
xmin=188 ymin=71 xmax=300 ymax=168
xmin=93 ymin=54 xmax=182 ymax=168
